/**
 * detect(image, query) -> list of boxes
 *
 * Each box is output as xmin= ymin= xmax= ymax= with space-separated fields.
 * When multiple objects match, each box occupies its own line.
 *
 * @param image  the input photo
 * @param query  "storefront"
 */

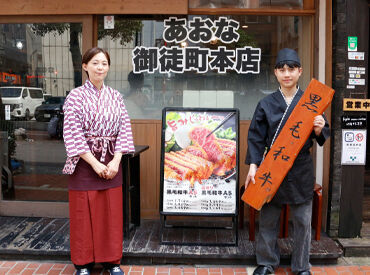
xmin=330 ymin=0 xmax=369 ymax=238
xmin=0 ymin=0 xmax=341 ymax=235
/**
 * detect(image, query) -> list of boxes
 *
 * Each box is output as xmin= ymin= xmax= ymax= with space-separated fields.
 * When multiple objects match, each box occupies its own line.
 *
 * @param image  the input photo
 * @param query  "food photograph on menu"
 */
xmin=160 ymin=108 xmax=239 ymax=215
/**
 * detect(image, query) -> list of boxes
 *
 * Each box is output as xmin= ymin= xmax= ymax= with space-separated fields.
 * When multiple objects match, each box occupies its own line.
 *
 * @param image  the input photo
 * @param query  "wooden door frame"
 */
xmin=0 ymin=15 xmax=93 ymax=218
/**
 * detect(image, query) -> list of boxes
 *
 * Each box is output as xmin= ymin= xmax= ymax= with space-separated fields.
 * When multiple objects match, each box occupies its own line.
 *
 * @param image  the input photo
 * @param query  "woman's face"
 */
xmin=82 ymin=52 xmax=109 ymax=84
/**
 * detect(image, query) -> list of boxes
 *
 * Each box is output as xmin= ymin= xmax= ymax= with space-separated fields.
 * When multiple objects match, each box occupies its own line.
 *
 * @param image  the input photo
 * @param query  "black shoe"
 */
xmin=297 ymin=271 xmax=312 ymax=275
xmin=109 ymin=266 xmax=124 ymax=275
xmin=253 ymin=265 xmax=273 ymax=275
xmin=76 ymin=268 xmax=90 ymax=275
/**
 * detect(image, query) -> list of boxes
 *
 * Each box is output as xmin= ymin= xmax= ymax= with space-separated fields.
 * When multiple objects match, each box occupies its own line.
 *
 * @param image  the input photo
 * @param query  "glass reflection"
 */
xmin=189 ymin=0 xmax=303 ymax=9
xmin=0 ymin=23 xmax=82 ymax=201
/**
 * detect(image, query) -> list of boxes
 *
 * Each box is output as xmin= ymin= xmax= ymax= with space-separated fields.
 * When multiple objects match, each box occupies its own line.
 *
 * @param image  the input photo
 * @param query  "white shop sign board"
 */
xmin=341 ymin=129 xmax=367 ymax=165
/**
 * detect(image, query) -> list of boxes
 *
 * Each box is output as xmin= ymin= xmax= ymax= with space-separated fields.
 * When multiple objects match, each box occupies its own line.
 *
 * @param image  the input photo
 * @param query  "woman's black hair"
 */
xmin=275 ymin=60 xmax=301 ymax=69
xmin=82 ymin=47 xmax=110 ymax=77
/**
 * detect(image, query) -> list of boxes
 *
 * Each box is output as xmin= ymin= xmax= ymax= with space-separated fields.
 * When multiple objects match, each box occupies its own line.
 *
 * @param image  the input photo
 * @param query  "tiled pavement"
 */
xmin=0 ymin=261 xmax=370 ymax=275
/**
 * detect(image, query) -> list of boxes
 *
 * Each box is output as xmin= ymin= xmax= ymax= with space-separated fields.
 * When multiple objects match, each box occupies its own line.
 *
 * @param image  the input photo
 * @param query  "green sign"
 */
xmin=348 ymin=36 xmax=357 ymax=51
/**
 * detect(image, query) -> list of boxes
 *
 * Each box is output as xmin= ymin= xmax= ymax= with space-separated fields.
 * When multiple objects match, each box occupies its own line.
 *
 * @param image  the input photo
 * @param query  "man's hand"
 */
xmin=245 ymin=163 xmax=257 ymax=189
xmin=313 ymin=115 xmax=325 ymax=136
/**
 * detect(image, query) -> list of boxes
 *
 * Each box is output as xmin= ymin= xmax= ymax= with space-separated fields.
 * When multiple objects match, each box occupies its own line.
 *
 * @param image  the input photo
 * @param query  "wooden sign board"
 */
xmin=343 ymin=98 xmax=370 ymax=111
xmin=241 ymin=79 xmax=335 ymax=210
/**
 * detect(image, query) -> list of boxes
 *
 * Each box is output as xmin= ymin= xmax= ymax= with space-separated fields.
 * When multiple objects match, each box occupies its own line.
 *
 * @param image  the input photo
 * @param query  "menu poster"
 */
xmin=160 ymin=108 xmax=239 ymax=216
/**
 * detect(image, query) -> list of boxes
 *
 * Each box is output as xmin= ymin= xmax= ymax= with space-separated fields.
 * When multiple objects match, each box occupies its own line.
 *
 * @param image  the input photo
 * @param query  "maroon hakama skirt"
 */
xmin=69 ymin=186 xmax=123 ymax=265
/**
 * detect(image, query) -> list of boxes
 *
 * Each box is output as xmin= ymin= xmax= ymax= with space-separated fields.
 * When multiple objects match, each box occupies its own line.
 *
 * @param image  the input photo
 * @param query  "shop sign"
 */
xmin=348 ymin=52 xmax=365 ymax=60
xmin=341 ymin=129 xmax=367 ymax=165
xmin=349 ymin=79 xmax=365 ymax=86
xmin=348 ymin=36 xmax=358 ymax=51
xmin=104 ymin=16 xmax=114 ymax=29
xmin=347 ymin=66 xmax=366 ymax=89
xmin=160 ymin=107 xmax=239 ymax=215
xmin=343 ymin=98 xmax=370 ymax=111
xmin=132 ymin=17 xmax=261 ymax=74
xmin=341 ymin=115 xmax=367 ymax=129
xmin=1 ymin=72 xmax=21 ymax=84
xmin=349 ymin=66 xmax=366 ymax=74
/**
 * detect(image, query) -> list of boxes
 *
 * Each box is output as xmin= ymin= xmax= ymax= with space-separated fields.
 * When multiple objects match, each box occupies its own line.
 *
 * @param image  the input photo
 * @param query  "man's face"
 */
xmin=274 ymin=65 xmax=303 ymax=91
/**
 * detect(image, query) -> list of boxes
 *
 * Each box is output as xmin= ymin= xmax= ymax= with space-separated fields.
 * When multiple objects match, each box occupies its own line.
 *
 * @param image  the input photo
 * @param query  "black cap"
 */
xmin=275 ymin=48 xmax=301 ymax=67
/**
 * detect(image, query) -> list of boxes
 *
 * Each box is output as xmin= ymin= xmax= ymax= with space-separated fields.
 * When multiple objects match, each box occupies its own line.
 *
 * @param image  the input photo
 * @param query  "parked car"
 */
xmin=0 ymin=86 xmax=44 ymax=120
xmin=34 ymin=96 xmax=66 ymax=122
xmin=43 ymin=93 xmax=52 ymax=101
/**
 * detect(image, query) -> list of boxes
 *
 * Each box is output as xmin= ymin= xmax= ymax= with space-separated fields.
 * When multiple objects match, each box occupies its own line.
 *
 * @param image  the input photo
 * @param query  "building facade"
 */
xmin=0 ymin=0 xmax=368 ymax=238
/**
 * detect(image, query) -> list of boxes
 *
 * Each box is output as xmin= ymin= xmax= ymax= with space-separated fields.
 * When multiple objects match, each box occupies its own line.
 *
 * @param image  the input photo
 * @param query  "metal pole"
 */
xmin=0 ymin=131 xmax=8 ymax=199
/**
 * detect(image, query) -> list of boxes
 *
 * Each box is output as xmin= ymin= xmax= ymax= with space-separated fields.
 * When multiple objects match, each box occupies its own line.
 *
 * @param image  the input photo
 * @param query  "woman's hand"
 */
xmin=104 ymin=153 xmax=122 ymax=180
xmin=313 ymin=115 xmax=325 ymax=136
xmin=80 ymin=152 xmax=108 ymax=178
xmin=245 ymin=163 xmax=257 ymax=189
xmin=91 ymin=162 xmax=108 ymax=178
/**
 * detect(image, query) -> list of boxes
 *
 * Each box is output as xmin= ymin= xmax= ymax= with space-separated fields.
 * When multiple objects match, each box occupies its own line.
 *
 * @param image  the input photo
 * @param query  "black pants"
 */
xmin=256 ymin=199 xmax=313 ymax=273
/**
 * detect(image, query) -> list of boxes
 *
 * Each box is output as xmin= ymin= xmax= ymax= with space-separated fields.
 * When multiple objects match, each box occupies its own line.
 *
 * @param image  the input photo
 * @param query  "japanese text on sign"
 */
xmin=242 ymin=79 xmax=335 ymax=210
xmin=341 ymin=129 xmax=367 ymax=165
xmin=343 ymin=98 xmax=370 ymax=111
xmin=161 ymin=109 xmax=238 ymax=215
xmin=132 ymin=17 xmax=261 ymax=74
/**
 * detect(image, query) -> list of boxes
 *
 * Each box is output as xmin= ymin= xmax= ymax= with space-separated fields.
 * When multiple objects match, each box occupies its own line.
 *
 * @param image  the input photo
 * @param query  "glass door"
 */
xmin=0 ymin=15 xmax=93 ymax=217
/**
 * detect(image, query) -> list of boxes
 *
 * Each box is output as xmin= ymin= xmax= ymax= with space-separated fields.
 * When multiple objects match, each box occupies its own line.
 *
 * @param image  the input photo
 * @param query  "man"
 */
xmin=245 ymin=48 xmax=330 ymax=275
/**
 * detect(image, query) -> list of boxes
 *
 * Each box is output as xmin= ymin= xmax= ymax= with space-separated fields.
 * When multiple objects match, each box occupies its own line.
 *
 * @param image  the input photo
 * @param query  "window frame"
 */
xmin=0 ymin=15 xmax=93 ymax=218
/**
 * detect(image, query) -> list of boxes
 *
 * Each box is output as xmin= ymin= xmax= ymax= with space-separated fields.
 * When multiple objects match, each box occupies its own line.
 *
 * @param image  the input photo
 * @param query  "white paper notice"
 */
xmin=348 ymin=52 xmax=365 ymax=60
xmin=341 ymin=129 xmax=367 ymax=165
xmin=349 ymin=79 xmax=365 ymax=85
xmin=104 ymin=16 xmax=114 ymax=29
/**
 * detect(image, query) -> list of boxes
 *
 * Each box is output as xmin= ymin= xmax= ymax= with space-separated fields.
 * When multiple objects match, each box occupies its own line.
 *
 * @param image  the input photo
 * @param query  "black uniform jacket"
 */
xmin=245 ymin=88 xmax=330 ymax=205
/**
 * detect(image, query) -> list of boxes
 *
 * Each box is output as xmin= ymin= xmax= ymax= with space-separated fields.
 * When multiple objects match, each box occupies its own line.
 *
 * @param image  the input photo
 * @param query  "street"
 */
xmin=0 ymin=260 xmax=370 ymax=275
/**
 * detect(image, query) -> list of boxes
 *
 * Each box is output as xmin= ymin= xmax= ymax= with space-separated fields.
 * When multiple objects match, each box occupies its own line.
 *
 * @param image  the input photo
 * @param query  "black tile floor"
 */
xmin=0 ymin=217 xmax=342 ymax=265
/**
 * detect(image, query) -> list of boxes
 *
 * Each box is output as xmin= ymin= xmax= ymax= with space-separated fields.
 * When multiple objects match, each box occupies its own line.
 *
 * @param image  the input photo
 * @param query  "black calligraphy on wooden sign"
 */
xmin=242 ymin=79 xmax=335 ymax=210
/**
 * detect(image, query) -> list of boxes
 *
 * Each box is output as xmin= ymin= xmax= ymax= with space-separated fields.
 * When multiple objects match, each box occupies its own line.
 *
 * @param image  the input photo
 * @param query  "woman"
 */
xmin=63 ymin=47 xmax=134 ymax=275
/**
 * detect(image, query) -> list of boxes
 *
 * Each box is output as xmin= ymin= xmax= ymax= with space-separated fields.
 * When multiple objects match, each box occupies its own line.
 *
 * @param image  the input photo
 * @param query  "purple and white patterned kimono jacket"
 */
xmin=62 ymin=80 xmax=135 ymax=178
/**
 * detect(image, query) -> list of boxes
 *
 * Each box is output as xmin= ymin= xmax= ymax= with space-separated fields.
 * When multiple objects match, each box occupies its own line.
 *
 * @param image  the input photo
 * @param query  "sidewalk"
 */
xmin=0 ymin=259 xmax=370 ymax=275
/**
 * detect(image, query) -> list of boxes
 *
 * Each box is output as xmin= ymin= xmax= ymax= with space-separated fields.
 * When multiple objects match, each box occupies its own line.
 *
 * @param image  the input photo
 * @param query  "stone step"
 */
xmin=337 ymin=238 xmax=370 ymax=257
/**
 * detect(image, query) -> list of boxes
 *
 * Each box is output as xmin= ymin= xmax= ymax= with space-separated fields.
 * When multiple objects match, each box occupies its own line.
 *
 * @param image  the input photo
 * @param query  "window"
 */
xmin=97 ymin=15 xmax=312 ymax=120
xmin=189 ymin=0 xmax=304 ymax=9
xmin=29 ymin=89 xmax=44 ymax=99
xmin=0 ymin=22 xmax=82 ymax=202
xmin=0 ymin=87 xmax=22 ymax=97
